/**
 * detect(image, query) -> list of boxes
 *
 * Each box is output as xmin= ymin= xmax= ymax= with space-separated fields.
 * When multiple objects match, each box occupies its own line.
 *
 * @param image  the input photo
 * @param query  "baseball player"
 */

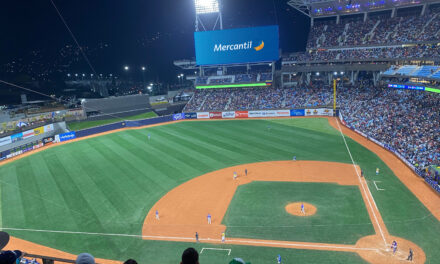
xmin=195 ymin=232 xmax=199 ymax=243
xmin=293 ymin=156 xmax=296 ymax=161
xmin=407 ymin=248 xmax=413 ymax=261
xmin=245 ymin=168 xmax=248 ymax=177
xmin=147 ymin=133 xmax=151 ymax=141
xmin=391 ymin=240 xmax=397 ymax=254
xmin=155 ymin=210 xmax=159 ymax=220
xmin=361 ymin=169 xmax=364 ymax=177
xmin=376 ymin=168 xmax=380 ymax=175
xmin=233 ymin=171 xmax=237 ymax=180
xmin=277 ymin=254 xmax=282 ymax=264
xmin=221 ymin=232 xmax=225 ymax=243
xmin=207 ymin=213 xmax=212 ymax=224
xmin=301 ymin=203 xmax=305 ymax=215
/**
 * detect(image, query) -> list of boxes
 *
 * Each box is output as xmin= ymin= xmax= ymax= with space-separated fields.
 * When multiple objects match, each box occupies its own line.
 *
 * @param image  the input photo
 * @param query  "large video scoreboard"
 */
xmin=194 ymin=25 xmax=280 ymax=66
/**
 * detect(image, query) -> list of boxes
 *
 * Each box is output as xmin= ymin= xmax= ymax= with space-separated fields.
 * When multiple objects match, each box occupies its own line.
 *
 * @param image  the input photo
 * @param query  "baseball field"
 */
xmin=0 ymin=117 xmax=439 ymax=263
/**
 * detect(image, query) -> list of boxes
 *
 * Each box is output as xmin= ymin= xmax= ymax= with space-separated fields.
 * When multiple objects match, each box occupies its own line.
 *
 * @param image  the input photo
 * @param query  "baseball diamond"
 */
xmin=0 ymin=117 xmax=438 ymax=263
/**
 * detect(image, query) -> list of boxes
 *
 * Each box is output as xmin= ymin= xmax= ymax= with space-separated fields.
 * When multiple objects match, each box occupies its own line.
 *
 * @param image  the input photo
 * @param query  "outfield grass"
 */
xmin=224 ymin=182 xmax=374 ymax=244
xmin=66 ymin=111 xmax=157 ymax=131
xmin=0 ymin=118 xmax=438 ymax=263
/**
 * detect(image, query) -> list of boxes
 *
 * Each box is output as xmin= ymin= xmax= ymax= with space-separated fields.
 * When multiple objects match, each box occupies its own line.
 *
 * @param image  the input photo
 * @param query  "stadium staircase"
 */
xmin=364 ymin=20 xmax=381 ymax=44
xmin=420 ymin=13 xmax=439 ymax=36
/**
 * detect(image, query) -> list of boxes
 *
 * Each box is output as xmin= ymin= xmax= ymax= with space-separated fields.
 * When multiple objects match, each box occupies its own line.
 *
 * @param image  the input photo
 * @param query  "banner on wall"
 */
xmin=197 ymin=112 xmax=210 ymax=119
xmin=173 ymin=113 xmax=185 ymax=121
xmin=184 ymin=112 xmax=197 ymax=119
xmin=235 ymin=111 xmax=249 ymax=118
xmin=275 ymin=110 xmax=290 ymax=117
xmin=11 ymin=133 xmax=23 ymax=143
xmin=43 ymin=136 xmax=55 ymax=145
xmin=248 ymin=111 xmax=264 ymax=118
xmin=22 ymin=129 xmax=35 ymax=139
xmin=209 ymin=112 xmax=222 ymax=119
xmin=222 ymin=111 xmax=236 ymax=119
xmin=305 ymin=108 xmax=333 ymax=116
xmin=59 ymin=131 xmax=76 ymax=142
xmin=44 ymin=124 xmax=54 ymax=133
xmin=0 ymin=136 xmax=12 ymax=147
xmin=33 ymin=126 xmax=44 ymax=136
xmin=290 ymin=109 xmax=305 ymax=116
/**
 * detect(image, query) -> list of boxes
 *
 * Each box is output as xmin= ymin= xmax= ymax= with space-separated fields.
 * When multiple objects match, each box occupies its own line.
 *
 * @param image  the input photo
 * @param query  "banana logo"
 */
xmin=254 ymin=41 xmax=264 ymax=51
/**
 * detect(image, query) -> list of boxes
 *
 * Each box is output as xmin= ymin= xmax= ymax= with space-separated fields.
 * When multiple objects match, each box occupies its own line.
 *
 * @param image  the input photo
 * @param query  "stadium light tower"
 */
xmin=194 ymin=0 xmax=223 ymax=31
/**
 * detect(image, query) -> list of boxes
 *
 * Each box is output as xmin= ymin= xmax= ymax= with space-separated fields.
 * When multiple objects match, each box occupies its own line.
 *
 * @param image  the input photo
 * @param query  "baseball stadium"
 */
xmin=0 ymin=0 xmax=440 ymax=264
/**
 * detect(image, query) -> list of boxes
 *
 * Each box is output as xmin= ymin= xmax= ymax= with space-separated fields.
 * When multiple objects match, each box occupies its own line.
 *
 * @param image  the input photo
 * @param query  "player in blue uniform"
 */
xmin=155 ymin=210 xmax=159 ymax=220
xmin=207 ymin=213 xmax=212 ymax=224
xmin=391 ymin=240 xmax=397 ymax=254
xmin=301 ymin=203 xmax=305 ymax=215
xmin=277 ymin=254 xmax=282 ymax=264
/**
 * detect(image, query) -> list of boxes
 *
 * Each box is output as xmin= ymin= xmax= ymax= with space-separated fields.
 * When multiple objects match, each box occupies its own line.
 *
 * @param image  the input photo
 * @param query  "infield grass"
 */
xmin=0 ymin=118 xmax=438 ymax=263
xmin=224 ymin=182 xmax=374 ymax=244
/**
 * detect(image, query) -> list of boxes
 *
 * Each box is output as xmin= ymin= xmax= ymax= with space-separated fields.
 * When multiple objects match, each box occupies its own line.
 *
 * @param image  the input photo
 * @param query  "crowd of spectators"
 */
xmin=183 ymin=83 xmax=439 ymax=169
xmin=307 ymin=9 xmax=440 ymax=49
xmin=284 ymin=44 xmax=440 ymax=63
xmin=338 ymin=85 xmax=439 ymax=168
xmin=183 ymin=86 xmax=333 ymax=112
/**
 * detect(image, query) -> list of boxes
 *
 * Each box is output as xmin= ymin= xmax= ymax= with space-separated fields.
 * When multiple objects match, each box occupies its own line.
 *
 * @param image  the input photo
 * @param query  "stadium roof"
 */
xmin=288 ymin=0 xmax=440 ymax=18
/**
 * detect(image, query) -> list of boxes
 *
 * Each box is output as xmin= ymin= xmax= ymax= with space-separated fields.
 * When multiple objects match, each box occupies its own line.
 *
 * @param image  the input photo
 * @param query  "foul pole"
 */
xmin=333 ymin=79 xmax=337 ymax=113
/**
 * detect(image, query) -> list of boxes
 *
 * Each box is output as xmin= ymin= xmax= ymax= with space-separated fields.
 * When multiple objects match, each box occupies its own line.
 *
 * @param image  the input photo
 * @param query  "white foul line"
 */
xmin=1 ymin=227 xmax=379 ymax=252
xmin=201 ymin=248 xmax=231 ymax=255
xmin=334 ymin=118 xmax=387 ymax=247
xmin=373 ymin=181 xmax=385 ymax=191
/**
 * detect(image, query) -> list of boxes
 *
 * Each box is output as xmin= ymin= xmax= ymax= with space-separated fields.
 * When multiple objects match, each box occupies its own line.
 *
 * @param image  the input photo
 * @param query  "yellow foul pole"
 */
xmin=333 ymin=79 xmax=337 ymax=112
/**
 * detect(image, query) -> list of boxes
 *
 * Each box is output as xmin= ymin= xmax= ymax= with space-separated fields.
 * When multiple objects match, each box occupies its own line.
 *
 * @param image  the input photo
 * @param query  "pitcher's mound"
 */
xmin=285 ymin=202 xmax=317 ymax=216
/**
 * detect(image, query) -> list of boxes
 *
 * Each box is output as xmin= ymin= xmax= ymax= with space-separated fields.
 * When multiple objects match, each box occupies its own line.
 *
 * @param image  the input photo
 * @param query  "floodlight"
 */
xmin=195 ymin=0 xmax=219 ymax=14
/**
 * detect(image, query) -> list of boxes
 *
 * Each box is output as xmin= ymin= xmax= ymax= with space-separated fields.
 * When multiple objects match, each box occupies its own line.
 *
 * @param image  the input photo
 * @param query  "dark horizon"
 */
xmin=1 ymin=0 xmax=309 ymax=83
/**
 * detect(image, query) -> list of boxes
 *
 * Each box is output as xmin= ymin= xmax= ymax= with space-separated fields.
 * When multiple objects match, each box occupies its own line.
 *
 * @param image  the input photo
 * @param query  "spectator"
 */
xmin=0 ymin=250 xmax=23 ymax=264
xmin=76 ymin=253 xmax=95 ymax=264
xmin=181 ymin=247 xmax=199 ymax=264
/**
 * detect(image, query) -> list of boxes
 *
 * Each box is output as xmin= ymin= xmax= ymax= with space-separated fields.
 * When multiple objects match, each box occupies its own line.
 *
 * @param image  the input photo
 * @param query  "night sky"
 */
xmin=1 ymin=0 xmax=309 ymax=82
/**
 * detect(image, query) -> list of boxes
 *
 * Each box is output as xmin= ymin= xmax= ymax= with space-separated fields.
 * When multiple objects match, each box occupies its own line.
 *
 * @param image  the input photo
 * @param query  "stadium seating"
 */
xmin=395 ymin=65 xmax=418 ymax=76
xmin=307 ymin=9 xmax=440 ymax=49
xmin=382 ymin=65 xmax=440 ymax=79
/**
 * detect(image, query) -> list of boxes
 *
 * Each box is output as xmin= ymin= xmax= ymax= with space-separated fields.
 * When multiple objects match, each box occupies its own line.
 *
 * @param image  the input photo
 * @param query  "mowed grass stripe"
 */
xmin=92 ymin=136 xmax=163 ymax=194
xmin=143 ymin=130 xmax=215 ymax=174
xmin=153 ymin=128 xmax=228 ymax=168
xmin=225 ymin=120 xmax=348 ymax=161
xmin=125 ymin=130 xmax=201 ymax=179
xmin=27 ymin=154 xmax=82 ymax=230
xmin=105 ymin=133 xmax=176 ymax=189
xmin=173 ymin=123 xmax=271 ymax=163
xmin=61 ymin=146 xmax=133 ymax=220
xmin=113 ymin=132 xmax=193 ymax=183
xmin=44 ymin=153 xmax=111 ymax=233
xmin=1 ymin=165 xmax=27 ymax=227
xmin=165 ymin=125 xmax=255 ymax=164
xmin=15 ymin=158 xmax=51 ymax=228
xmin=157 ymin=125 xmax=243 ymax=165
